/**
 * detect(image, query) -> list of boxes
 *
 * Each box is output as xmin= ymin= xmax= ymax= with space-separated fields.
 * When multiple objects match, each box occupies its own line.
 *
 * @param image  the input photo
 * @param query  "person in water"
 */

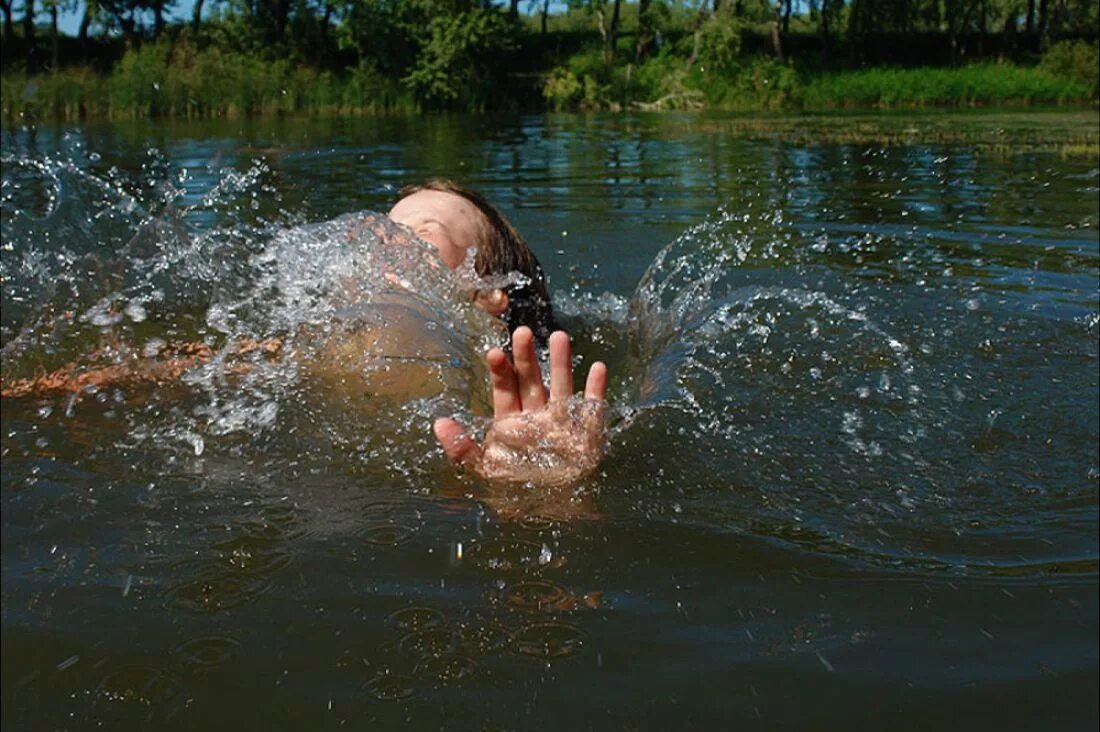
xmin=0 ymin=179 xmax=609 ymax=488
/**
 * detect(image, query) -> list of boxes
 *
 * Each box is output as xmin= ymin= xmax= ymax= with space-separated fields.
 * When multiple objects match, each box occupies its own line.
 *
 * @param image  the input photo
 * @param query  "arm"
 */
xmin=433 ymin=326 xmax=608 ymax=487
xmin=0 ymin=339 xmax=281 ymax=399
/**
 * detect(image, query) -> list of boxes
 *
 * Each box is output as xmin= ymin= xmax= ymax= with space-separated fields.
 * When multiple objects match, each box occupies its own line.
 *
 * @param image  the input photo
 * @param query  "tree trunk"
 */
xmin=635 ymin=0 xmax=651 ymax=62
xmin=819 ymin=0 xmax=831 ymax=65
xmin=154 ymin=3 xmax=165 ymax=38
xmin=2 ymin=1 xmax=14 ymax=45
xmin=193 ymin=0 xmax=205 ymax=31
xmin=120 ymin=11 xmax=137 ymax=47
xmin=22 ymin=0 xmax=35 ymax=72
xmin=771 ymin=0 xmax=785 ymax=63
xmin=320 ymin=2 xmax=333 ymax=45
xmin=77 ymin=6 xmax=92 ymax=59
xmin=608 ymin=0 xmax=622 ymax=62
xmin=1038 ymin=0 xmax=1049 ymax=38
xmin=274 ymin=0 xmax=291 ymax=42
xmin=541 ymin=0 xmax=549 ymax=34
xmin=783 ymin=0 xmax=791 ymax=34
xmin=50 ymin=1 xmax=58 ymax=71
xmin=685 ymin=0 xmax=710 ymax=69
xmin=509 ymin=0 xmax=519 ymax=18
xmin=1025 ymin=0 xmax=1035 ymax=32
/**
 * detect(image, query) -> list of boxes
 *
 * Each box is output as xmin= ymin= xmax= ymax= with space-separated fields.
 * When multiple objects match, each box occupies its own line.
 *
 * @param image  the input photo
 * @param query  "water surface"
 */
xmin=2 ymin=110 xmax=1098 ymax=729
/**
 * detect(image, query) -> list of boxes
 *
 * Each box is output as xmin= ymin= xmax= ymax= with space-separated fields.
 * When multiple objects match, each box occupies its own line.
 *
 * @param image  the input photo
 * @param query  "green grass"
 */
xmin=2 ymin=41 xmax=417 ymax=121
xmin=800 ymin=63 xmax=1093 ymax=109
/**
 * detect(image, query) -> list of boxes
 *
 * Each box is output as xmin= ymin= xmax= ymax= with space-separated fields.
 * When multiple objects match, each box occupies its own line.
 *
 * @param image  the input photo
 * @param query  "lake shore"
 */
xmin=3 ymin=62 xmax=1096 ymax=123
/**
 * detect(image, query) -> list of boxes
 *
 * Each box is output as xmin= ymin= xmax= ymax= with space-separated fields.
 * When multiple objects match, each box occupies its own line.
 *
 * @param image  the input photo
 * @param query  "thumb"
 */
xmin=433 ymin=418 xmax=483 ymax=467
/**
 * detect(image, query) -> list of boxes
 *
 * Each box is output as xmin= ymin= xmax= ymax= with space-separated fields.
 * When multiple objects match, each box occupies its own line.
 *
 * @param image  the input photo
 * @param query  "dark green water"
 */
xmin=2 ymin=110 xmax=1098 ymax=730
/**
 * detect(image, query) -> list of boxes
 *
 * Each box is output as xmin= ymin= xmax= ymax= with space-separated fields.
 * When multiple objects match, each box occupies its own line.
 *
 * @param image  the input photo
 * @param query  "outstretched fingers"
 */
xmin=548 ymin=331 xmax=574 ymax=402
xmin=433 ymin=418 xmax=483 ymax=467
xmin=585 ymin=361 xmax=608 ymax=401
xmin=511 ymin=327 xmax=547 ymax=410
xmin=487 ymin=347 xmax=521 ymax=417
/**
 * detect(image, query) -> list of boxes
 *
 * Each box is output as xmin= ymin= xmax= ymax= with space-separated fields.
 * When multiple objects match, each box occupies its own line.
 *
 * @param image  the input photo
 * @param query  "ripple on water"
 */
xmin=459 ymin=622 xmax=513 ymax=656
xmin=512 ymin=622 xmax=586 ymax=659
xmin=465 ymin=538 xmax=545 ymax=573
xmin=414 ymin=654 xmax=478 ymax=683
xmin=175 ymin=635 xmax=241 ymax=667
xmin=399 ymin=628 xmax=460 ymax=659
xmin=502 ymin=580 xmax=571 ymax=613
xmin=164 ymin=571 xmax=274 ymax=614
xmin=210 ymin=535 xmax=296 ymax=575
xmin=360 ymin=522 xmax=415 ymax=546
xmin=363 ymin=672 xmax=418 ymax=701
xmin=240 ymin=505 xmax=308 ymax=542
xmin=386 ymin=606 xmax=446 ymax=633
xmin=94 ymin=665 xmax=180 ymax=706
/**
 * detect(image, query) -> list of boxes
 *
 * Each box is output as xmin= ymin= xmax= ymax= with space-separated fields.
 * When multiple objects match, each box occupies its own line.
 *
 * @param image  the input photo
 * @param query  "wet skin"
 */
xmin=388 ymin=191 xmax=610 ymax=485
xmin=0 ymin=191 xmax=609 ymax=488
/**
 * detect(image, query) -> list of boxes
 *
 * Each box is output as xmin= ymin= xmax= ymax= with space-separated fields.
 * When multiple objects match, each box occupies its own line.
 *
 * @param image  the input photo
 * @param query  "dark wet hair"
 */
xmin=397 ymin=179 xmax=558 ymax=344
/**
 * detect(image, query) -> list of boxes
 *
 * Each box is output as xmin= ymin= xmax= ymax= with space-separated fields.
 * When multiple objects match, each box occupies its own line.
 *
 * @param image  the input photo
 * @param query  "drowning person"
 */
xmin=0 ymin=180 xmax=608 ymax=488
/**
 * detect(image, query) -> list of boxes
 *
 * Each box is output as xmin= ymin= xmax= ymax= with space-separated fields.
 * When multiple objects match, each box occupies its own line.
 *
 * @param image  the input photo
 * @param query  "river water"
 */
xmin=2 ymin=111 xmax=1097 ymax=729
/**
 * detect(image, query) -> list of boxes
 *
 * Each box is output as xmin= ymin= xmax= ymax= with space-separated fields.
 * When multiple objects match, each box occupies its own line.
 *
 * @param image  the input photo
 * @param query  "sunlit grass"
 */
xmin=800 ymin=64 xmax=1093 ymax=109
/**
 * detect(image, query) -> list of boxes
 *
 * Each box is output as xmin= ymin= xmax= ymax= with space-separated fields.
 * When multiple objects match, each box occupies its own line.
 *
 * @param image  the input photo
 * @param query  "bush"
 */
xmin=1040 ymin=40 xmax=1100 ymax=97
xmin=543 ymin=67 xmax=582 ymax=110
xmin=108 ymin=41 xmax=171 ymax=117
xmin=696 ymin=9 xmax=743 ymax=77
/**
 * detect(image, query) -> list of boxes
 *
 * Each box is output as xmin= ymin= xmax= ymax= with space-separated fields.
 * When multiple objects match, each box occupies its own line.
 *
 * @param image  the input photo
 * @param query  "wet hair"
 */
xmin=397 ymin=179 xmax=558 ymax=344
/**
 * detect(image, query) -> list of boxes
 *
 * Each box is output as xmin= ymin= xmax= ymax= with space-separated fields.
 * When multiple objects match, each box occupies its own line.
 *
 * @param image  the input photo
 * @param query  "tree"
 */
xmin=77 ymin=0 xmax=98 ymax=49
xmin=45 ymin=0 xmax=62 ymax=69
xmin=402 ymin=3 xmax=518 ymax=108
xmin=635 ymin=0 xmax=652 ymax=60
xmin=1 ymin=0 xmax=15 ymax=44
xmin=97 ymin=0 xmax=143 ymax=45
xmin=607 ymin=0 xmax=622 ymax=61
xmin=770 ymin=0 xmax=784 ymax=62
xmin=22 ymin=0 xmax=36 ymax=71
xmin=566 ymin=0 xmax=624 ymax=62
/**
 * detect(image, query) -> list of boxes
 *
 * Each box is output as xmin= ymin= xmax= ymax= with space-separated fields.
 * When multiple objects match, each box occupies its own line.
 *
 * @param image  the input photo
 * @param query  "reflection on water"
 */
xmin=2 ymin=112 xmax=1097 ymax=729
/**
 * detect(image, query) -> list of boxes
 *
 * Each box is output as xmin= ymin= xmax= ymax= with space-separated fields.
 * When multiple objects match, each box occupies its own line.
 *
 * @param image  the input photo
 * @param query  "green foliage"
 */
xmin=1040 ymin=41 xmax=1100 ymax=98
xmin=107 ymin=41 xmax=171 ymax=116
xmin=403 ymin=7 xmax=517 ymax=109
xmin=724 ymin=56 xmax=801 ymax=109
xmin=543 ymin=66 xmax=583 ymax=110
xmin=694 ymin=9 xmax=742 ymax=77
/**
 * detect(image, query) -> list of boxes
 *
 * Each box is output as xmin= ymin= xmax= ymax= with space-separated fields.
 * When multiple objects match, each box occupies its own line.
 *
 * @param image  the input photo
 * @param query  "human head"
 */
xmin=390 ymin=179 xmax=557 ymax=343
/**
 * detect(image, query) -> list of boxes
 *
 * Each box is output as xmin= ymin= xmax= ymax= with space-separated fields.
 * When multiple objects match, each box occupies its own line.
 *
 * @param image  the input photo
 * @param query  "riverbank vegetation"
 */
xmin=1 ymin=1 xmax=1097 ymax=119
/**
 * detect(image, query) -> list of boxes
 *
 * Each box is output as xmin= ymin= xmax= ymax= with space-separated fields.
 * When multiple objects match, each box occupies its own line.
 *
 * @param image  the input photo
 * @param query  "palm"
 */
xmin=434 ymin=327 xmax=608 ymax=486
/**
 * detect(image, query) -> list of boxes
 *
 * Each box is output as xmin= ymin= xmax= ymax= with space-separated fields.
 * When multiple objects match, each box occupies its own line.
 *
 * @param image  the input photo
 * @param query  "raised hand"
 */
xmin=434 ymin=327 xmax=608 ymax=487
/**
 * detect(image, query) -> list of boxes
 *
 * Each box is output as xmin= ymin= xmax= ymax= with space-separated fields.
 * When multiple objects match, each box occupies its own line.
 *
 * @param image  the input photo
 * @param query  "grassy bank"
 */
xmin=541 ymin=39 xmax=1098 ymax=112
xmin=2 ymin=40 xmax=1096 ymax=121
xmin=1 ymin=43 xmax=418 ymax=120
xmin=801 ymin=64 xmax=1091 ymax=108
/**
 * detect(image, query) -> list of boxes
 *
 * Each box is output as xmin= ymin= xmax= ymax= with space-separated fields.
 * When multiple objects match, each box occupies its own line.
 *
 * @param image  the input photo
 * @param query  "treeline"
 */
xmin=1 ymin=1 xmax=1097 ymax=118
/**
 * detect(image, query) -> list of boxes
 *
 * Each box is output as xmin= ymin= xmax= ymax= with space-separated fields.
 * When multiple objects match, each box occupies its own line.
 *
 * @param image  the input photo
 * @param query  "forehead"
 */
xmin=389 ymin=190 xmax=488 ymax=235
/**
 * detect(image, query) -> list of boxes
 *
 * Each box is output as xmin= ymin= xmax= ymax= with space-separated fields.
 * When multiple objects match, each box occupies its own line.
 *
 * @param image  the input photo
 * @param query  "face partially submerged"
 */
xmin=388 ymin=189 xmax=490 ymax=271
xmin=387 ymin=188 xmax=509 ymax=317
xmin=388 ymin=180 xmax=557 ymax=339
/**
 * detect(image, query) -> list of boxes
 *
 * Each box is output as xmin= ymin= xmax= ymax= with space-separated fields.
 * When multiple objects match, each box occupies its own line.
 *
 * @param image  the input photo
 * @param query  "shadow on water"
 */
xmin=2 ymin=112 xmax=1097 ymax=729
